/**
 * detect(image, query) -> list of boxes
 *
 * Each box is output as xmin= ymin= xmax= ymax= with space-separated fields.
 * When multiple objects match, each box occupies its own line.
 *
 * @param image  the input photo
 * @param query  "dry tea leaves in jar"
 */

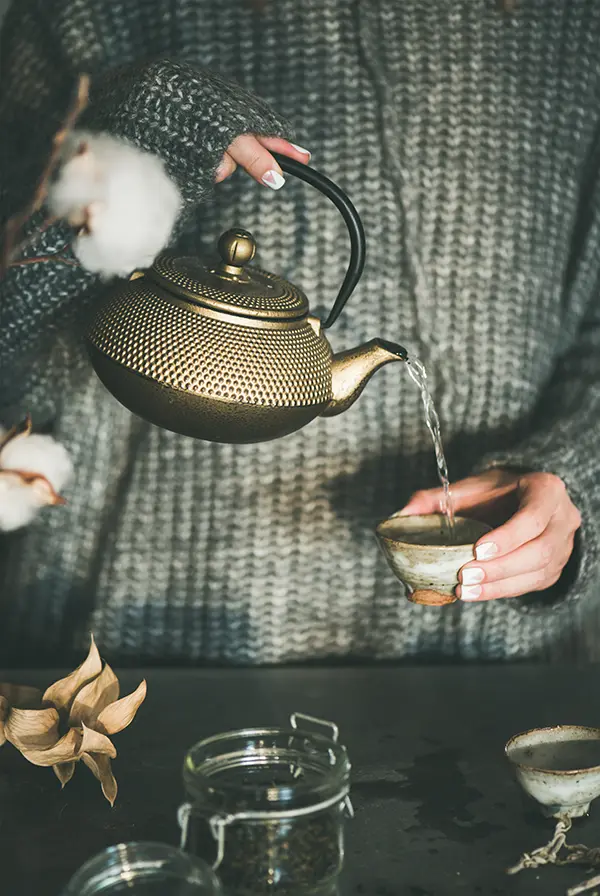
xmin=179 ymin=713 xmax=353 ymax=896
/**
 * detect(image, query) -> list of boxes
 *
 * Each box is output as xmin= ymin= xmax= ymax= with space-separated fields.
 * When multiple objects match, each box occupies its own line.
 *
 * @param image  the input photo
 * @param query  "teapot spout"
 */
xmin=323 ymin=339 xmax=408 ymax=417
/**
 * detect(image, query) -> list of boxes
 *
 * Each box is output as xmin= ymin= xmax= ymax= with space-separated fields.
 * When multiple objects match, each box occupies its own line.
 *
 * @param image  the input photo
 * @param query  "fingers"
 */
xmin=396 ymin=488 xmax=445 ymax=516
xmin=458 ymin=522 xmax=575 ymax=601
xmin=457 ymin=566 xmax=565 ymax=602
xmin=215 ymin=151 xmax=237 ymax=183
xmin=216 ymin=135 xmax=311 ymax=188
xmin=398 ymin=470 xmax=518 ymax=517
xmin=257 ymin=136 xmax=312 ymax=161
xmin=463 ymin=523 xmax=568 ymax=583
xmin=457 ymin=473 xmax=581 ymax=602
xmin=473 ymin=474 xmax=567 ymax=560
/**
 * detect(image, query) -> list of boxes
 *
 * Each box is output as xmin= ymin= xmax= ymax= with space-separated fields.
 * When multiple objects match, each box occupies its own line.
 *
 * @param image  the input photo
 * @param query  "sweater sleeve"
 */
xmin=0 ymin=54 xmax=290 ymax=422
xmin=474 ymin=218 xmax=600 ymax=615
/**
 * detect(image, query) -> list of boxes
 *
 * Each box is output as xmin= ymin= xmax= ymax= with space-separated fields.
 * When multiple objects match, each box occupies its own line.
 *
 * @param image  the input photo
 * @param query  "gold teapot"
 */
xmin=87 ymin=156 xmax=408 ymax=443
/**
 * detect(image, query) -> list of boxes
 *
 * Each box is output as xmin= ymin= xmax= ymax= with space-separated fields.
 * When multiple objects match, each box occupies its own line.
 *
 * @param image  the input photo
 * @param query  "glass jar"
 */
xmin=61 ymin=841 xmax=221 ymax=895
xmin=179 ymin=713 xmax=353 ymax=896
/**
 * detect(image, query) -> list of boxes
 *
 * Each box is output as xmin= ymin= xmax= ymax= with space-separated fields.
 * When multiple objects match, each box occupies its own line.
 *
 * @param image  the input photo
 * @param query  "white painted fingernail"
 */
xmin=461 ymin=585 xmax=482 ymax=601
xmin=262 ymin=169 xmax=286 ymax=190
xmin=475 ymin=542 xmax=498 ymax=561
xmin=290 ymin=143 xmax=312 ymax=159
xmin=462 ymin=567 xmax=484 ymax=585
xmin=215 ymin=160 xmax=228 ymax=181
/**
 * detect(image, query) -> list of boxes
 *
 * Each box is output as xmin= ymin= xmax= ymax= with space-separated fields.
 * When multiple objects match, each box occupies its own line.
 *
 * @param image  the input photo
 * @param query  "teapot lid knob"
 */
xmin=218 ymin=229 xmax=256 ymax=270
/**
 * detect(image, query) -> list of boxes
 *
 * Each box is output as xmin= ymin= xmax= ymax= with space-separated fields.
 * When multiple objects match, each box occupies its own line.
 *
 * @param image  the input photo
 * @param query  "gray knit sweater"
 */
xmin=1 ymin=0 xmax=599 ymax=666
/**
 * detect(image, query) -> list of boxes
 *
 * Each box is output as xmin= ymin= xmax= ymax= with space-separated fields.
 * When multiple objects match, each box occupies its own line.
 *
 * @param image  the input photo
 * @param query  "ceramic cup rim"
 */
xmin=375 ymin=513 xmax=492 ymax=551
xmin=505 ymin=725 xmax=600 ymax=777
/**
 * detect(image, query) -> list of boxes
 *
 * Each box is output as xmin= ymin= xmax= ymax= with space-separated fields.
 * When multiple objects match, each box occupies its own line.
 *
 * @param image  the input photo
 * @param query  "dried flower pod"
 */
xmin=0 ymin=636 xmax=146 ymax=805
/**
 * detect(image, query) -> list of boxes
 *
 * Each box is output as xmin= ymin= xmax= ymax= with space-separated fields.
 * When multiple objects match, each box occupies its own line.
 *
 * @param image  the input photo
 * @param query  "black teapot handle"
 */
xmin=273 ymin=153 xmax=366 ymax=330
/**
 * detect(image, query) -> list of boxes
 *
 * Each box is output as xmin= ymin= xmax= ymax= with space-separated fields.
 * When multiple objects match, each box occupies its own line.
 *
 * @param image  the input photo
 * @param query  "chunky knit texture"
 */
xmin=1 ymin=0 xmax=600 ymax=665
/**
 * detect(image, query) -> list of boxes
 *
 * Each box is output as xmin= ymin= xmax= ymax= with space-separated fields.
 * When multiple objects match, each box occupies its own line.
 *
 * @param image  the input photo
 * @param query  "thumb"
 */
xmin=397 ymin=473 xmax=515 ymax=517
xmin=397 ymin=488 xmax=446 ymax=516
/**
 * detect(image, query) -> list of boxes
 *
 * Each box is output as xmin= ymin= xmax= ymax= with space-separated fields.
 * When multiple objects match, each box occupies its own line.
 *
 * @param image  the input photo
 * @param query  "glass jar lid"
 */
xmin=148 ymin=229 xmax=309 ymax=322
xmin=60 ymin=842 xmax=221 ymax=895
xmin=182 ymin=713 xmax=351 ymax=816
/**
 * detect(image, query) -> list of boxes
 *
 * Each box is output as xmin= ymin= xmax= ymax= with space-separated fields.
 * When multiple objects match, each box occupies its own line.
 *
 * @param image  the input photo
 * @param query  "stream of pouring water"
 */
xmin=405 ymin=357 xmax=456 ymax=542
xmin=363 ymin=74 xmax=457 ymax=542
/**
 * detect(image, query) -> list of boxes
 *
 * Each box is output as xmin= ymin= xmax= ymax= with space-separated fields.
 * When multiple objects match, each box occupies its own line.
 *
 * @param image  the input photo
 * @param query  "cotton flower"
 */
xmin=48 ymin=131 xmax=182 ymax=278
xmin=0 ymin=636 xmax=147 ymax=806
xmin=0 ymin=417 xmax=72 ymax=532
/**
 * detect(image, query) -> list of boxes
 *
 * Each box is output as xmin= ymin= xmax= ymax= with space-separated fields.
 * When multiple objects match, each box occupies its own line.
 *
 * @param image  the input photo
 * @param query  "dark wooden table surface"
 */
xmin=1 ymin=664 xmax=600 ymax=896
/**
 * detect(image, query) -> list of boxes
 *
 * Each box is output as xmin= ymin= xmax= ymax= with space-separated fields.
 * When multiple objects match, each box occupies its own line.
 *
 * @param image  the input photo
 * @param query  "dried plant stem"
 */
xmin=0 ymin=74 xmax=90 ymax=277
xmin=10 ymin=254 xmax=79 ymax=270
xmin=507 ymin=818 xmax=573 ymax=874
xmin=0 ymin=415 xmax=32 ymax=453
xmin=569 ymin=873 xmax=600 ymax=895
xmin=30 ymin=75 xmax=90 ymax=216
xmin=508 ymin=815 xmax=600 ymax=892
xmin=7 ymin=237 xmax=80 ymax=272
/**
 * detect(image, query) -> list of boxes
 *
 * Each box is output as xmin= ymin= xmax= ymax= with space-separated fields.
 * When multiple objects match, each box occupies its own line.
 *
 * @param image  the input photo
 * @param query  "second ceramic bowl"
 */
xmin=506 ymin=726 xmax=600 ymax=818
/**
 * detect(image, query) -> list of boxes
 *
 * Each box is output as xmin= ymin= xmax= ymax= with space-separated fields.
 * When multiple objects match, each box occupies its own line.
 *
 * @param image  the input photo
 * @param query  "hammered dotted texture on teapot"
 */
xmin=152 ymin=256 xmax=307 ymax=319
xmin=88 ymin=282 xmax=332 ymax=407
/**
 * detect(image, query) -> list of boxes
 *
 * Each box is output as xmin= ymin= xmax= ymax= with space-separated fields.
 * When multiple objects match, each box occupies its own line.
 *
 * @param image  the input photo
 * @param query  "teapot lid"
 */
xmin=148 ymin=229 xmax=309 ymax=322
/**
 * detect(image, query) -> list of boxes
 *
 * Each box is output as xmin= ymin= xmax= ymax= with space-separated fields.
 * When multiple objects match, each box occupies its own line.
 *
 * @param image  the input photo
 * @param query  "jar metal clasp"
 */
xmin=290 ymin=711 xmax=340 ymax=743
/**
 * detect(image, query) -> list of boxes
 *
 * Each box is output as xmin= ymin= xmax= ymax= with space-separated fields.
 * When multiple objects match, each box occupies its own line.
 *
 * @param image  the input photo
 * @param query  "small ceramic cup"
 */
xmin=375 ymin=513 xmax=492 ymax=606
xmin=506 ymin=726 xmax=600 ymax=819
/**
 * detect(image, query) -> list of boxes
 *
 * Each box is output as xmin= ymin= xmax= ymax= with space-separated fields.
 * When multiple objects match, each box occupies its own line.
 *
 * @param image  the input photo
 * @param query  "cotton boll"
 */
xmin=48 ymin=136 xmax=106 ymax=227
xmin=48 ymin=131 xmax=182 ymax=278
xmin=0 ymin=475 xmax=43 ymax=532
xmin=0 ymin=470 xmax=65 ymax=533
xmin=0 ymin=424 xmax=72 ymax=532
xmin=0 ymin=433 xmax=73 ymax=493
